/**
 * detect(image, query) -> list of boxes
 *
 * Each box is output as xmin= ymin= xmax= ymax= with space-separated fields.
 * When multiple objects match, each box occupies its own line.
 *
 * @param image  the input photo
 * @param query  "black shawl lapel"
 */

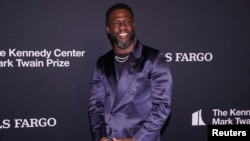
xmin=103 ymin=51 xmax=118 ymax=94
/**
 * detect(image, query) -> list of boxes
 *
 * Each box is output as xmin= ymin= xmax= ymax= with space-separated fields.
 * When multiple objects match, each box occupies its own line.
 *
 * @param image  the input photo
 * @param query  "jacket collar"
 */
xmin=131 ymin=39 xmax=143 ymax=59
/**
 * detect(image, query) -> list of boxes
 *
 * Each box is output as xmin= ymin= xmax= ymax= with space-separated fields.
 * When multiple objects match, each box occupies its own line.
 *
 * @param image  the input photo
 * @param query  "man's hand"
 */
xmin=100 ymin=137 xmax=111 ymax=141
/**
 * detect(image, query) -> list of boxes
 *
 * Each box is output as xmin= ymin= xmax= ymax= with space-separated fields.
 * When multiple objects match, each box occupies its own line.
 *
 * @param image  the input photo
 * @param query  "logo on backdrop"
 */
xmin=0 ymin=48 xmax=86 ymax=68
xmin=192 ymin=108 xmax=250 ymax=126
xmin=165 ymin=52 xmax=213 ymax=62
xmin=192 ymin=109 xmax=206 ymax=126
xmin=0 ymin=117 xmax=57 ymax=129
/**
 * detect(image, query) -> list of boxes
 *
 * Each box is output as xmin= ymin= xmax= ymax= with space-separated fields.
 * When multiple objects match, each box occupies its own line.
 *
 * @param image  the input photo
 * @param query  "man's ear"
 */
xmin=106 ymin=27 xmax=110 ymax=34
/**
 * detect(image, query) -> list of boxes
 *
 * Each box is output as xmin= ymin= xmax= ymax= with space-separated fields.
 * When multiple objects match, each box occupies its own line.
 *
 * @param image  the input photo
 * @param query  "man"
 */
xmin=88 ymin=3 xmax=172 ymax=141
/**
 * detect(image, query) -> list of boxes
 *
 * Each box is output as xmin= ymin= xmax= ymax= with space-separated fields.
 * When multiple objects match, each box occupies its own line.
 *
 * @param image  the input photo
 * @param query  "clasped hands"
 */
xmin=101 ymin=137 xmax=136 ymax=141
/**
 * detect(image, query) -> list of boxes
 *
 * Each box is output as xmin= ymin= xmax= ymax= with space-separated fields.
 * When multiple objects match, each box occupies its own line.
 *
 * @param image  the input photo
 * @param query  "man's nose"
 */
xmin=119 ymin=22 xmax=126 ymax=30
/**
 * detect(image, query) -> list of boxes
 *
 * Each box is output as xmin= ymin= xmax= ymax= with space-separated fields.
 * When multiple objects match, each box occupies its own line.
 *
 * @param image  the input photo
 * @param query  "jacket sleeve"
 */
xmin=88 ymin=64 xmax=107 ymax=141
xmin=134 ymin=52 xmax=173 ymax=141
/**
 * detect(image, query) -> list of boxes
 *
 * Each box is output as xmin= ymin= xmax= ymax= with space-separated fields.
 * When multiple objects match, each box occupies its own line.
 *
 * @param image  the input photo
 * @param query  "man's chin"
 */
xmin=116 ymin=41 xmax=131 ymax=49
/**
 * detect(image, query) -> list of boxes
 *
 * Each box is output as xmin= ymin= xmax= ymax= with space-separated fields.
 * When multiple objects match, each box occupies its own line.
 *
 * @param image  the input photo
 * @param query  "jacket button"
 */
xmin=130 ymin=91 xmax=135 ymax=95
xmin=111 ymin=111 xmax=116 ymax=116
xmin=128 ymin=111 xmax=133 ymax=115
xmin=106 ymin=92 xmax=110 ymax=96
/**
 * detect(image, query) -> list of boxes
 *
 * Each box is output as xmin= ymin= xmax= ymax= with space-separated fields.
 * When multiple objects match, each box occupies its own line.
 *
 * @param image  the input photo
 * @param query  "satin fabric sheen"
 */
xmin=88 ymin=40 xmax=173 ymax=141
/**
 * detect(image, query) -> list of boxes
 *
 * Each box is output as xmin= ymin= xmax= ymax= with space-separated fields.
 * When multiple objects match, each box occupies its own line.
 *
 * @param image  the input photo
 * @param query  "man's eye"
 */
xmin=112 ymin=22 xmax=120 ymax=26
xmin=124 ymin=20 xmax=132 ymax=25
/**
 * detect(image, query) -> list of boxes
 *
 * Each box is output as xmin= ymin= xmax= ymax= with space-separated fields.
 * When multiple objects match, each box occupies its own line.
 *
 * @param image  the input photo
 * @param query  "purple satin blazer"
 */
xmin=88 ymin=40 xmax=173 ymax=141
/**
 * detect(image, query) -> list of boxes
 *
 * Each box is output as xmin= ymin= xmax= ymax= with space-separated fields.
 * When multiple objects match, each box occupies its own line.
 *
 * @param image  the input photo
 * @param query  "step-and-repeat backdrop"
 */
xmin=1 ymin=0 xmax=249 ymax=141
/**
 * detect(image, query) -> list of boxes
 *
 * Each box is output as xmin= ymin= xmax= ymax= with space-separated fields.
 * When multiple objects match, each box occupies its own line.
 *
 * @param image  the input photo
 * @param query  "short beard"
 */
xmin=109 ymin=31 xmax=135 ymax=49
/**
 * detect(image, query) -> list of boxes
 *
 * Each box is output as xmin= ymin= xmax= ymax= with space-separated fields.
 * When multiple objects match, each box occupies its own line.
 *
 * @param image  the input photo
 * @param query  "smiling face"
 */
xmin=106 ymin=9 xmax=135 ymax=53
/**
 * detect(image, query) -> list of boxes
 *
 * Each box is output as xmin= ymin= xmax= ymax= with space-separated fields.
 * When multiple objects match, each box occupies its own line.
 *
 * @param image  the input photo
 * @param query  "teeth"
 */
xmin=119 ymin=33 xmax=128 ymax=36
